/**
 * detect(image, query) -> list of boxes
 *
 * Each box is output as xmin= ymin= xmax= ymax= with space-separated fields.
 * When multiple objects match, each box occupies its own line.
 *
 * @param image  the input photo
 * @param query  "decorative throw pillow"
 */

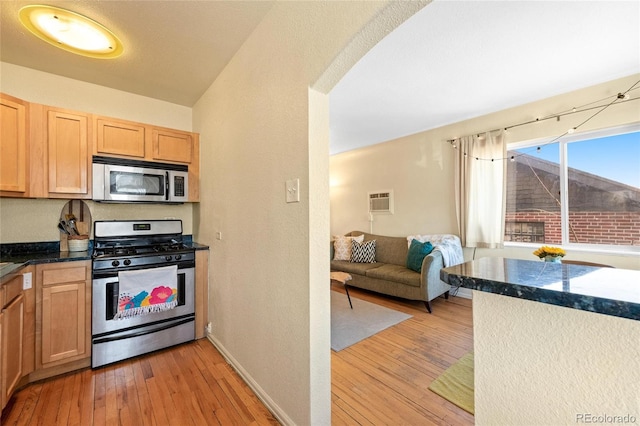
xmin=406 ymin=239 xmax=434 ymax=272
xmin=333 ymin=234 xmax=364 ymax=261
xmin=351 ymin=239 xmax=376 ymax=263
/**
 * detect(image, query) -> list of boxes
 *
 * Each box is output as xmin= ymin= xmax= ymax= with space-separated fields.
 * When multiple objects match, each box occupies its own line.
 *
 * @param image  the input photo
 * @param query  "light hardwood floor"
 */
xmin=2 ymin=287 xmax=473 ymax=425
xmin=331 ymin=284 xmax=474 ymax=425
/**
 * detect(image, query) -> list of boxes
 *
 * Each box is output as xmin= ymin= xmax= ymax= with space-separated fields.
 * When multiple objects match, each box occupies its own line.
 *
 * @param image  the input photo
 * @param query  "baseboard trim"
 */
xmin=206 ymin=334 xmax=294 ymax=426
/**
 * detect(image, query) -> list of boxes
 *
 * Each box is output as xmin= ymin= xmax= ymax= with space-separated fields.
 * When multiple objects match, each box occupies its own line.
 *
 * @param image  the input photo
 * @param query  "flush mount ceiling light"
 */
xmin=19 ymin=5 xmax=123 ymax=59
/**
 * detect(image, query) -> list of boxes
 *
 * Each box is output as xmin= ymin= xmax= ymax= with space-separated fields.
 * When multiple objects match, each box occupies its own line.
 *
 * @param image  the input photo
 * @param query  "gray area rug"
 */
xmin=331 ymin=290 xmax=412 ymax=351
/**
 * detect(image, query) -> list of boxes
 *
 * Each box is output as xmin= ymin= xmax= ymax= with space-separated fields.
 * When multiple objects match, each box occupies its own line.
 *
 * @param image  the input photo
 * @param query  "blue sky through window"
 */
xmin=516 ymin=131 xmax=640 ymax=188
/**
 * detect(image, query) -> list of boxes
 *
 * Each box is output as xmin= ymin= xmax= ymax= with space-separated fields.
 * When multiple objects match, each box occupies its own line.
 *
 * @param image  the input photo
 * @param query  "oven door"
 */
xmin=92 ymin=266 xmax=195 ymax=336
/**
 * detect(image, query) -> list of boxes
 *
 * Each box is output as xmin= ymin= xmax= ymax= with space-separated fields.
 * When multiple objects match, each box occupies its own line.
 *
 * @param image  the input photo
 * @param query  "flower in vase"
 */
xmin=533 ymin=246 xmax=566 ymax=259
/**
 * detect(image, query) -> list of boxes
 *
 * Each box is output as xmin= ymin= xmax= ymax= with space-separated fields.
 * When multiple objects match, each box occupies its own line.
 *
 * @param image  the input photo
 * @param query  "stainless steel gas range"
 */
xmin=91 ymin=219 xmax=195 ymax=368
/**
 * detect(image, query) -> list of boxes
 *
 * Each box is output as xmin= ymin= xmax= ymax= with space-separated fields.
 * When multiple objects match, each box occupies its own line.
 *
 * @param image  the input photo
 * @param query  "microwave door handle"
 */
xmin=165 ymin=172 xmax=170 ymax=201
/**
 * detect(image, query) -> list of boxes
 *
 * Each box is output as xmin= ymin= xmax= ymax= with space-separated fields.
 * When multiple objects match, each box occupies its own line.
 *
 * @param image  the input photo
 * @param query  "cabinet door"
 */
xmin=152 ymin=128 xmax=193 ymax=164
xmin=37 ymin=261 xmax=90 ymax=369
xmin=0 ymin=94 xmax=28 ymax=194
xmin=95 ymin=117 xmax=146 ymax=158
xmin=2 ymin=293 xmax=24 ymax=409
xmin=0 ymin=311 xmax=3 ymax=410
xmin=41 ymin=283 xmax=85 ymax=364
xmin=47 ymin=109 xmax=90 ymax=197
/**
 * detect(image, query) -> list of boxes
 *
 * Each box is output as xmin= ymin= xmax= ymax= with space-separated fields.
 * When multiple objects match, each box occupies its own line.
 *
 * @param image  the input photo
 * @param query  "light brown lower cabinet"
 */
xmin=1 ymin=275 xmax=24 ymax=411
xmin=35 ymin=261 xmax=91 ymax=372
xmin=2 ymin=254 xmax=208 ymax=411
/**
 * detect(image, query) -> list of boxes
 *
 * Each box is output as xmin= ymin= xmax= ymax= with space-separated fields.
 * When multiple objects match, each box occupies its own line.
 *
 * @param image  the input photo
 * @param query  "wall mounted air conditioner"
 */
xmin=368 ymin=190 xmax=394 ymax=214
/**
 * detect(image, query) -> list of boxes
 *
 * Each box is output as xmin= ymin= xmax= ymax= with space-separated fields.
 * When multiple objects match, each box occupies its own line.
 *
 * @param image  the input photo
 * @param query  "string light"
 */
xmin=447 ymin=79 xmax=640 ymax=162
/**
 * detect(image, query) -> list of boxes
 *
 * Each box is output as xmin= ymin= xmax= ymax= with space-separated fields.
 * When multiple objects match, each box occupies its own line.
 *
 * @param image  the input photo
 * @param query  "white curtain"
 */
xmin=454 ymin=130 xmax=506 ymax=248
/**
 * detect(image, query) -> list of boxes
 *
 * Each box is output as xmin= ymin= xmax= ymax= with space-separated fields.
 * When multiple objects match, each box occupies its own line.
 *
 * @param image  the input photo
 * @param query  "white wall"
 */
xmin=474 ymin=291 xmax=640 ymax=425
xmin=0 ymin=62 xmax=195 ymax=242
xmin=330 ymin=74 xmax=640 ymax=270
xmin=192 ymin=2 xmax=426 ymax=424
xmin=0 ymin=62 xmax=192 ymax=130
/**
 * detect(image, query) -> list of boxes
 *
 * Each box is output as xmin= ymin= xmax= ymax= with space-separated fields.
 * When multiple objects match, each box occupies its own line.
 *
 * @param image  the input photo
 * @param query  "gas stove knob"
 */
xmin=111 ymin=260 xmax=120 ymax=267
xmin=124 ymin=259 xmax=131 ymax=266
xmin=165 ymin=255 xmax=173 ymax=261
xmin=175 ymin=254 xmax=182 ymax=261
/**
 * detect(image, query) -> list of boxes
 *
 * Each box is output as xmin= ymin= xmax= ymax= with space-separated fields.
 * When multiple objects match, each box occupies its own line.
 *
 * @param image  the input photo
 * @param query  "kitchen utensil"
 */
xmin=65 ymin=214 xmax=80 ymax=235
xmin=58 ymin=222 xmax=70 ymax=235
xmin=59 ymin=219 xmax=74 ymax=235
xmin=69 ymin=220 xmax=80 ymax=235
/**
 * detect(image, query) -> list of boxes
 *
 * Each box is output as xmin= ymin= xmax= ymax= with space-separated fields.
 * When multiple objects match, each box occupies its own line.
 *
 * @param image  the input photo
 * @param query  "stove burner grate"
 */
xmin=93 ymin=242 xmax=190 ymax=259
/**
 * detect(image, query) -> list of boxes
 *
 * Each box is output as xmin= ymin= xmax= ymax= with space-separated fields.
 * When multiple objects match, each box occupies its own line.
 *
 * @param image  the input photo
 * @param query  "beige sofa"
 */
xmin=330 ymin=231 xmax=451 ymax=313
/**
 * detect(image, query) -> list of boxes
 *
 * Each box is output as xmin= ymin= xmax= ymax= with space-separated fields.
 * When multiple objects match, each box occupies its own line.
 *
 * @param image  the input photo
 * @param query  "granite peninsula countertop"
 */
xmin=441 ymin=257 xmax=640 ymax=321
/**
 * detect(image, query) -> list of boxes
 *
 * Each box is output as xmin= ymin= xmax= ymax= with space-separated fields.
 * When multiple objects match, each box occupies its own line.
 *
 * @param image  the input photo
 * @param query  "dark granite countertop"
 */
xmin=0 ymin=237 xmax=209 ymax=282
xmin=441 ymin=257 xmax=640 ymax=321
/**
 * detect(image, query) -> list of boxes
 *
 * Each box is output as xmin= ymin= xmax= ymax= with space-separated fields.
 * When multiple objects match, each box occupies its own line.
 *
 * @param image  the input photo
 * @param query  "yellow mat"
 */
xmin=428 ymin=351 xmax=474 ymax=415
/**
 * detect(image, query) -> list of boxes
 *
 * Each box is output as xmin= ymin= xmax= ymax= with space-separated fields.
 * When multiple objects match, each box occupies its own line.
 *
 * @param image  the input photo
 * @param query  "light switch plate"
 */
xmin=286 ymin=178 xmax=300 ymax=203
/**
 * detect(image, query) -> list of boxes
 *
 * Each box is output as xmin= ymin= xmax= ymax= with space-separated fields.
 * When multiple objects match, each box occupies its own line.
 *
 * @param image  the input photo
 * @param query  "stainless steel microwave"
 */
xmin=92 ymin=156 xmax=188 ymax=203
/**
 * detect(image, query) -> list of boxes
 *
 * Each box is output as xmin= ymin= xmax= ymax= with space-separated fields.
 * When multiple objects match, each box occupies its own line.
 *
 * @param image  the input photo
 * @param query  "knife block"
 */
xmin=59 ymin=201 xmax=92 ymax=252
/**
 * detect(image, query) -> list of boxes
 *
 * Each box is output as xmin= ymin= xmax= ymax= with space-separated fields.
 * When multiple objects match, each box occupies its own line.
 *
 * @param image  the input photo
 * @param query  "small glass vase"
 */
xmin=544 ymin=255 xmax=562 ymax=263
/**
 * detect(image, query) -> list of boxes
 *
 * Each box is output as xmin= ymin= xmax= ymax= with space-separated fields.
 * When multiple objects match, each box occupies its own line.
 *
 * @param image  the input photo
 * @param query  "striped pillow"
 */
xmin=351 ymin=239 xmax=376 ymax=263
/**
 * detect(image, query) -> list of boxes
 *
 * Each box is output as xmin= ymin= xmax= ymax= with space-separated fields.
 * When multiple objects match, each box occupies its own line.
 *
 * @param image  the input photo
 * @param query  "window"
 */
xmin=505 ymin=221 xmax=545 ymax=243
xmin=505 ymin=124 xmax=640 ymax=251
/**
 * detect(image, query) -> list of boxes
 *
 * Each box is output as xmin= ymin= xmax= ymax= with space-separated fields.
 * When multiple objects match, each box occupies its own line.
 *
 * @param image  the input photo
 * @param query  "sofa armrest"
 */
xmin=420 ymin=250 xmax=451 ymax=302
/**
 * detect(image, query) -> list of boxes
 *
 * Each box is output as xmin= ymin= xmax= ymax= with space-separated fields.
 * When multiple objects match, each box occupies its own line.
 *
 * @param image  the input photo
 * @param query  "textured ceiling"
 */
xmin=1 ymin=1 xmax=638 ymax=155
xmin=0 ymin=1 xmax=275 ymax=106
xmin=329 ymin=1 xmax=640 ymax=154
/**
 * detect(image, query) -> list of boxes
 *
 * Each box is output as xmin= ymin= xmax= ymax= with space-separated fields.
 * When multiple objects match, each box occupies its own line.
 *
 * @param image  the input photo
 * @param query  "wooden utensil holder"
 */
xmin=59 ymin=201 xmax=92 ymax=252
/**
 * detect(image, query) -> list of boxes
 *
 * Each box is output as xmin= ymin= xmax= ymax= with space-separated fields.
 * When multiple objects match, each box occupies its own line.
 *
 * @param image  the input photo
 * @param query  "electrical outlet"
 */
xmin=23 ymin=271 xmax=32 ymax=290
xmin=216 ymin=231 xmax=222 ymax=240
xmin=206 ymin=322 xmax=212 ymax=334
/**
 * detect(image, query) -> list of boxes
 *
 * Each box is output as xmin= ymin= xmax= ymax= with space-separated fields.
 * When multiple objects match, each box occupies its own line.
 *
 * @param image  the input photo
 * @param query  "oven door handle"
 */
xmin=92 ymin=316 xmax=194 ymax=344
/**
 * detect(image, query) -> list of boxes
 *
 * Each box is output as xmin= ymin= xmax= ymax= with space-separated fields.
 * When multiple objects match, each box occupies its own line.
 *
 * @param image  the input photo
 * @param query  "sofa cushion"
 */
xmin=332 ymin=234 xmax=364 ymax=261
xmin=351 ymin=239 xmax=376 ymax=263
xmin=347 ymin=232 xmax=408 ymax=266
xmin=331 ymin=260 xmax=382 ymax=275
xmin=365 ymin=264 xmax=421 ymax=287
xmin=406 ymin=239 xmax=434 ymax=272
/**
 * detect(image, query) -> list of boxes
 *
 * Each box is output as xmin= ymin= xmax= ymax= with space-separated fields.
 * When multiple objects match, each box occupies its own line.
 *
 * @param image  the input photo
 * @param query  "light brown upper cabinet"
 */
xmin=0 ymin=94 xmax=29 ymax=195
xmin=152 ymin=128 xmax=193 ymax=164
xmin=93 ymin=115 xmax=200 ymax=201
xmin=45 ymin=107 xmax=91 ymax=198
xmin=95 ymin=117 xmax=146 ymax=158
xmin=0 ymin=93 xmax=200 ymax=202
xmin=153 ymin=128 xmax=200 ymax=201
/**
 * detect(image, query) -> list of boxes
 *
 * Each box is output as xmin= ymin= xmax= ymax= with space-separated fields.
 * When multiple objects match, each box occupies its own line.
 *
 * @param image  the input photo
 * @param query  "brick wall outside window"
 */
xmin=505 ymin=211 xmax=640 ymax=246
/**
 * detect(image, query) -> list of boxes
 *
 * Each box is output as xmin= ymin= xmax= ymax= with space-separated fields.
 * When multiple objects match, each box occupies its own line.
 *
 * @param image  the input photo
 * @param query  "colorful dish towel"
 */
xmin=115 ymin=265 xmax=178 ymax=319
